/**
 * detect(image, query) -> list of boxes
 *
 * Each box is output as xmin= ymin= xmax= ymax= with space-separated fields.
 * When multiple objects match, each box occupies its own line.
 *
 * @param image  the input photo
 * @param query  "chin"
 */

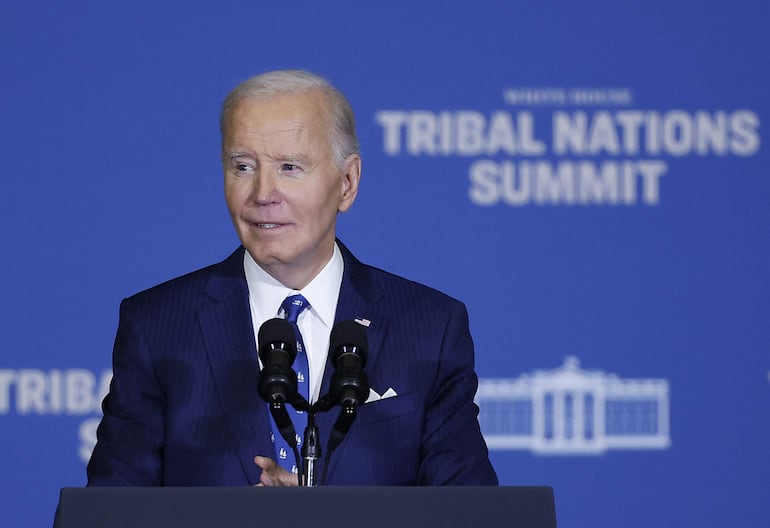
xmin=246 ymin=246 xmax=289 ymax=267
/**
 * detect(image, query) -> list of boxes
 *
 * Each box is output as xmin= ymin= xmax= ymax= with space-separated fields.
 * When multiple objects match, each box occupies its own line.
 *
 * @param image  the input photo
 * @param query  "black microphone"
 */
xmin=257 ymin=318 xmax=298 ymax=405
xmin=257 ymin=318 xmax=302 ymax=485
xmin=321 ymin=320 xmax=370 ymax=485
xmin=329 ymin=320 xmax=370 ymax=408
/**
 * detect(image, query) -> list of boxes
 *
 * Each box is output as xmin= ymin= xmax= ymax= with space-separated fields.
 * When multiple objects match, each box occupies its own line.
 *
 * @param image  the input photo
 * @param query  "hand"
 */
xmin=254 ymin=456 xmax=299 ymax=486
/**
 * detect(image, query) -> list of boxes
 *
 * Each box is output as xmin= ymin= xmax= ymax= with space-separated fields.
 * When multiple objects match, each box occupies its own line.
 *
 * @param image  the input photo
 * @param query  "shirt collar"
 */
xmin=243 ymin=243 xmax=344 ymax=329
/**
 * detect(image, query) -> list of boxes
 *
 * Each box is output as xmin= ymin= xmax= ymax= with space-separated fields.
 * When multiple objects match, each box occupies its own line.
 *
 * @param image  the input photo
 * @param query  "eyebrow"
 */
xmin=228 ymin=151 xmax=251 ymax=161
xmin=226 ymin=151 xmax=313 ymax=165
xmin=268 ymin=152 xmax=311 ymax=164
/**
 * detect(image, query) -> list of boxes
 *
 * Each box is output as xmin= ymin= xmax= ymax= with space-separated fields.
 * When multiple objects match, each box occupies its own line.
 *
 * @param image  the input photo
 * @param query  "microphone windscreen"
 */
xmin=330 ymin=320 xmax=369 ymax=365
xmin=258 ymin=318 xmax=297 ymax=362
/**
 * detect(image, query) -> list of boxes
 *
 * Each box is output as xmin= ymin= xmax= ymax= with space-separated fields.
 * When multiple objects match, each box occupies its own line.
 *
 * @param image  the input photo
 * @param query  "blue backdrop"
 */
xmin=1 ymin=1 xmax=768 ymax=527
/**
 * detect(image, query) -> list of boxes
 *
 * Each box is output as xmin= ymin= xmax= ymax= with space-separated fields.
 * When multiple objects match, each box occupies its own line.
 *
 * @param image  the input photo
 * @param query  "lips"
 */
xmin=242 ymin=214 xmax=291 ymax=230
xmin=250 ymin=220 xmax=290 ymax=230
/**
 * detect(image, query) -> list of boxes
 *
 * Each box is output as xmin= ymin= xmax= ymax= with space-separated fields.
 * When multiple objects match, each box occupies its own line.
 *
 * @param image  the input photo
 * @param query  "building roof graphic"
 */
xmin=476 ymin=357 xmax=670 ymax=455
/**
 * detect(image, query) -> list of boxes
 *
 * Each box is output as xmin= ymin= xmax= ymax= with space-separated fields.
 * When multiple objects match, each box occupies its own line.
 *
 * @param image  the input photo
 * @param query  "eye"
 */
xmin=281 ymin=163 xmax=298 ymax=171
xmin=231 ymin=160 xmax=254 ymax=173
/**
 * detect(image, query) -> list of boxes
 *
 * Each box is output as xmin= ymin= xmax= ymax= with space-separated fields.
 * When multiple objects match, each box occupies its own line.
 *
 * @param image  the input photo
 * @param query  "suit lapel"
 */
xmin=198 ymin=248 xmax=273 ymax=485
xmin=197 ymin=243 xmax=388 ymax=484
xmin=316 ymin=241 xmax=387 ymax=482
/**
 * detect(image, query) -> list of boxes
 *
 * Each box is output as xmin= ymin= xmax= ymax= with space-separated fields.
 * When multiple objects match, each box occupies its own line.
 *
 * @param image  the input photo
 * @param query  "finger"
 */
xmin=275 ymin=470 xmax=298 ymax=486
xmin=254 ymin=455 xmax=277 ymax=471
xmin=260 ymin=471 xmax=275 ymax=486
xmin=254 ymin=456 xmax=277 ymax=486
xmin=254 ymin=455 xmax=298 ymax=486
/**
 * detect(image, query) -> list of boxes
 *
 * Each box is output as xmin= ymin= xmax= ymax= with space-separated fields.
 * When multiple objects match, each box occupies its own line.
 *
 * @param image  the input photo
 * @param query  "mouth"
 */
xmin=250 ymin=221 xmax=291 ymax=231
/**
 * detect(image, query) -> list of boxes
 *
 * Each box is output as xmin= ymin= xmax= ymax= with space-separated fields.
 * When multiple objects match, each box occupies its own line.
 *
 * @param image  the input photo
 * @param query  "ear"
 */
xmin=338 ymin=154 xmax=361 ymax=213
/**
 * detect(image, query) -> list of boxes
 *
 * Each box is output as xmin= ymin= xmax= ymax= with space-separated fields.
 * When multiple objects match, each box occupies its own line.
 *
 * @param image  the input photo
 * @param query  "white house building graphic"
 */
xmin=476 ymin=357 xmax=670 ymax=455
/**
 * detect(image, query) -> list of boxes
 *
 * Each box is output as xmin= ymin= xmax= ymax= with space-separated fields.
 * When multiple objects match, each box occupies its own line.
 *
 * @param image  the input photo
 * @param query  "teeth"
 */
xmin=257 ymin=223 xmax=280 ymax=228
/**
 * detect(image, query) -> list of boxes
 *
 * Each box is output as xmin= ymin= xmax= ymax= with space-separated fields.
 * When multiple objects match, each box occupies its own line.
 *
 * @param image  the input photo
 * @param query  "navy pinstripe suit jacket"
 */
xmin=87 ymin=242 xmax=497 ymax=486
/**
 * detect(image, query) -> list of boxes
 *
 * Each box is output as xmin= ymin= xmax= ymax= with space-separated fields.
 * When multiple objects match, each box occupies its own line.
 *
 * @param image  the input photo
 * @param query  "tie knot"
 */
xmin=281 ymin=294 xmax=310 ymax=323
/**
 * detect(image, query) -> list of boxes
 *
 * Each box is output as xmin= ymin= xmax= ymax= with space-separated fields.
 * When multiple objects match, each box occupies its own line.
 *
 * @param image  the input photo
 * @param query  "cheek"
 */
xmin=224 ymin=196 xmax=247 ymax=225
xmin=223 ymin=189 xmax=237 ymax=215
xmin=308 ymin=193 xmax=341 ymax=221
xmin=224 ymin=180 xmax=246 ymax=209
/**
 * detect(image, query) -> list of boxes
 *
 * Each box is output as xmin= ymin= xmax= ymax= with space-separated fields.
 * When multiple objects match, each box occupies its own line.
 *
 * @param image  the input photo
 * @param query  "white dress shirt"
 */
xmin=243 ymin=244 xmax=344 ymax=402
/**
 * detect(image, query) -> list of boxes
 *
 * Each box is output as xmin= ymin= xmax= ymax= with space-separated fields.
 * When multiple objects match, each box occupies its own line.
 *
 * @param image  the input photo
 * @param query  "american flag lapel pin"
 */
xmin=354 ymin=317 xmax=371 ymax=327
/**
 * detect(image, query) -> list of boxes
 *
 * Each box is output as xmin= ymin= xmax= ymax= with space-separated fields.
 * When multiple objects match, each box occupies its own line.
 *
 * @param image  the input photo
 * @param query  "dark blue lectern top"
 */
xmin=54 ymin=486 xmax=556 ymax=528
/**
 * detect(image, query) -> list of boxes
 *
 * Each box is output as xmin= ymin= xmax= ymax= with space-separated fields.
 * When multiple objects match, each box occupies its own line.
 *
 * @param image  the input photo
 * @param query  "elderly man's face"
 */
xmin=222 ymin=91 xmax=360 ymax=289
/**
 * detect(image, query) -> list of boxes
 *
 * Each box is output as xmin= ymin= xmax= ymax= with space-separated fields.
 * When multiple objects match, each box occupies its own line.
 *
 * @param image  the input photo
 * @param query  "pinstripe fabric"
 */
xmin=87 ymin=241 xmax=497 ymax=486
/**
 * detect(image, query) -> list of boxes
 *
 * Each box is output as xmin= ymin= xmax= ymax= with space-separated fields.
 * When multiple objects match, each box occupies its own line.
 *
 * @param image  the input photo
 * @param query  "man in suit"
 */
xmin=87 ymin=70 xmax=497 ymax=486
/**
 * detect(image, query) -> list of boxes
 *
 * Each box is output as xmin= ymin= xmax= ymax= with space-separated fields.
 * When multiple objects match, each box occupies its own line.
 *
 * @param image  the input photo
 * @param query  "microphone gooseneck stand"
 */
xmin=299 ymin=400 xmax=361 ymax=487
xmin=266 ymin=401 xmax=303 ymax=487
xmin=301 ymin=411 xmax=321 ymax=486
xmin=258 ymin=319 xmax=369 ymax=487
xmin=320 ymin=404 xmax=358 ymax=485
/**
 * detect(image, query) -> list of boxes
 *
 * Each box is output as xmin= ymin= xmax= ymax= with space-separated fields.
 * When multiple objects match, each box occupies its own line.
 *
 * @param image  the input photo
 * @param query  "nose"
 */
xmin=250 ymin=168 xmax=281 ymax=206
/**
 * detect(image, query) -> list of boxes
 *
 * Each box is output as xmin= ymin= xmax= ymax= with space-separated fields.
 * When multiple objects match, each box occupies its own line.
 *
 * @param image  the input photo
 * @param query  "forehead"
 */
xmin=225 ymin=91 xmax=331 ymax=147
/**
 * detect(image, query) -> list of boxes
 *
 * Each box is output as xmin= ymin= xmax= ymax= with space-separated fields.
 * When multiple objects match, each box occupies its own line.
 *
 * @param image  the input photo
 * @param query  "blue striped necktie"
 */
xmin=269 ymin=294 xmax=310 ymax=474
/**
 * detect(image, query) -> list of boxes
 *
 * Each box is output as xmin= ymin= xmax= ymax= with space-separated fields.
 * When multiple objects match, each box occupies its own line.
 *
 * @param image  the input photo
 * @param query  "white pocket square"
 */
xmin=366 ymin=387 xmax=398 ymax=403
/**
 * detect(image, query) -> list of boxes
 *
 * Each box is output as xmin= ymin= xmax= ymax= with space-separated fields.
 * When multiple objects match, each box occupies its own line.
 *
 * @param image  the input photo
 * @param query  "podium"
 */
xmin=54 ymin=486 xmax=557 ymax=528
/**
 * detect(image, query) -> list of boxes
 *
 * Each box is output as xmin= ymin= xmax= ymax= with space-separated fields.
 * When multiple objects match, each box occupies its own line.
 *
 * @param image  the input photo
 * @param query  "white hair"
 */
xmin=220 ymin=70 xmax=359 ymax=168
